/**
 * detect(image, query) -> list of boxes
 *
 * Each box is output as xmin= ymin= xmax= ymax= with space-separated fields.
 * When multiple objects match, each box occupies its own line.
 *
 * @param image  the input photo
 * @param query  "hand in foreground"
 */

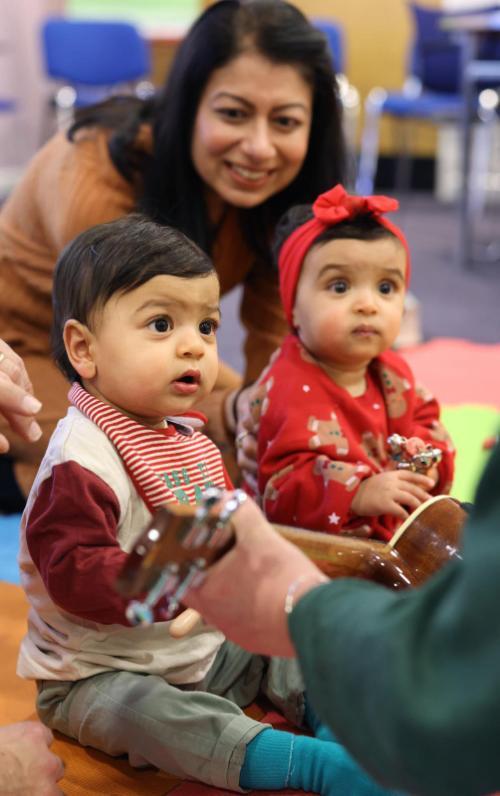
xmin=0 ymin=721 xmax=64 ymax=795
xmin=231 ymin=350 xmax=281 ymax=489
xmin=183 ymin=496 xmax=327 ymax=657
xmin=169 ymin=607 xmax=202 ymax=638
xmin=351 ymin=471 xmax=435 ymax=521
xmin=0 ymin=339 xmax=42 ymax=452
xmin=233 ymin=385 xmax=258 ymax=491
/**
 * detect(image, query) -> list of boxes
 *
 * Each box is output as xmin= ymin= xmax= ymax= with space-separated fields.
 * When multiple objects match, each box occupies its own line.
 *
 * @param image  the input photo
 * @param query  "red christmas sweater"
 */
xmin=256 ymin=335 xmax=455 ymax=541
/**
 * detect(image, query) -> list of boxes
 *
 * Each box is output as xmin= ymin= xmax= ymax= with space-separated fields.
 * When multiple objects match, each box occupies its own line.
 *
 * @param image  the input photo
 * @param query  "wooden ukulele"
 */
xmin=116 ymin=489 xmax=466 ymax=628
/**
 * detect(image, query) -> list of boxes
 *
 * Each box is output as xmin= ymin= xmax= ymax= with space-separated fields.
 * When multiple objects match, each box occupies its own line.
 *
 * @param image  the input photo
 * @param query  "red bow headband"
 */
xmin=278 ymin=184 xmax=411 ymax=326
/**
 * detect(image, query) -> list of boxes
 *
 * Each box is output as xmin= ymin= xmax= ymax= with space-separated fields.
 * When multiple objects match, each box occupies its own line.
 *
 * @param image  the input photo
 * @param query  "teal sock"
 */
xmin=304 ymin=698 xmax=339 ymax=743
xmin=314 ymin=723 xmax=338 ymax=744
xmin=288 ymin=734 xmax=398 ymax=795
xmin=239 ymin=728 xmax=293 ymax=790
xmin=240 ymin=728 xmax=399 ymax=795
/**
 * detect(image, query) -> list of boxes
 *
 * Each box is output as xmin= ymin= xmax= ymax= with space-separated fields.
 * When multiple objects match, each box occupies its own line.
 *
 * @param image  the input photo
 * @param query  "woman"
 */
xmin=0 ymin=0 xmax=345 ymax=504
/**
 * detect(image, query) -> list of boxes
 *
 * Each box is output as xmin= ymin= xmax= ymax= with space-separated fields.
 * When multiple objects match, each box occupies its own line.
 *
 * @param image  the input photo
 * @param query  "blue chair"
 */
xmin=356 ymin=3 xmax=500 ymax=194
xmin=313 ymin=18 xmax=361 ymax=187
xmin=313 ymin=18 xmax=345 ymax=74
xmin=41 ymin=17 xmax=153 ymax=127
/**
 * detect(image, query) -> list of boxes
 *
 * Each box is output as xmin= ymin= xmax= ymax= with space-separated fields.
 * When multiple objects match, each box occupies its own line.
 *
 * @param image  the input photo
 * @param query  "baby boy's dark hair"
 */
xmin=52 ymin=214 xmax=216 ymax=383
xmin=272 ymin=204 xmax=399 ymax=269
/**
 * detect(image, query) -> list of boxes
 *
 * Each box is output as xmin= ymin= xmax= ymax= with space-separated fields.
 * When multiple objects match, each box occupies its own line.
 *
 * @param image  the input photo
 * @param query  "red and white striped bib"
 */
xmin=69 ymin=383 xmax=228 ymax=512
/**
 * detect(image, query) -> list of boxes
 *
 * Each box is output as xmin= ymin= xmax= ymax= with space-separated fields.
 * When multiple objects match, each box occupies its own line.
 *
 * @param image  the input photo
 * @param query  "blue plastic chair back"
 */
xmin=312 ymin=18 xmax=345 ymax=73
xmin=410 ymin=4 xmax=462 ymax=93
xmin=41 ymin=17 xmax=150 ymax=87
xmin=409 ymin=3 xmax=500 ymax=94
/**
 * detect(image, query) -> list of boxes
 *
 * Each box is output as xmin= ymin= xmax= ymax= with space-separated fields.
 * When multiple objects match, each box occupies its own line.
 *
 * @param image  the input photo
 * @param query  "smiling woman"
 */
xmin=191 ymin=52 xmax=313 ymax=211
xmin=0 ymin=0 xmax=345 ymax=506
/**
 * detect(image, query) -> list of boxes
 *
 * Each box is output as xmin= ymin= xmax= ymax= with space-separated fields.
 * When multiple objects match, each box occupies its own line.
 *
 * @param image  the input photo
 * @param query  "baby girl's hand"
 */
xmin=404 ymin=436 xmax=427 ymax=457
xmin=404 ymin=437 xmax=440 ymax=486
xmin=351 ymin=470 xmax=435 ymax=521
xmin=426 ymin=464 xmax=440 ymax=488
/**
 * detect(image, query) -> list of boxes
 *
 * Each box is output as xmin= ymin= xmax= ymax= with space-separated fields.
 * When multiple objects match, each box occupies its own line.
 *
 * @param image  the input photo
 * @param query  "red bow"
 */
xmin=313 ymin=184 xmax=399 ymax=224
xmin=278 ymin=183 xmax=410 ymax=328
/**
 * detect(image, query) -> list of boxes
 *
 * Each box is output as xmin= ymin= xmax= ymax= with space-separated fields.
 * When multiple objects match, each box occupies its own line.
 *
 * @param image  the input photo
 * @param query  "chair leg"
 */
xmin=469 ymin=91 xmax=498 ymax=220
xmin=54 ymin=88 xmax=76 ymax=131
xmin=355 ymin=88 xmax=386 ymax=194
xmin=39 ymin=97 xmax=59 ymax=147
xmin=338 ymin=76 xmax=360 ymax=191
xmin=393 ymin=118 xmax=414 ymax=193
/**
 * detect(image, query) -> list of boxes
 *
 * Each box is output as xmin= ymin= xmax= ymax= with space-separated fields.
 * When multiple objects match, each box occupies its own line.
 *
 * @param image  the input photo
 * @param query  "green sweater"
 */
xmin=290 ymin=442 xmax=500 ymax=796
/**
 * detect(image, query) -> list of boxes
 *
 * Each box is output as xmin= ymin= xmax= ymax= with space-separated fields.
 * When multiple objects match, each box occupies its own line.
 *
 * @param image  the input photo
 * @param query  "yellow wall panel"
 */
xmin=294 ymin=0 xmax=442 ymax=155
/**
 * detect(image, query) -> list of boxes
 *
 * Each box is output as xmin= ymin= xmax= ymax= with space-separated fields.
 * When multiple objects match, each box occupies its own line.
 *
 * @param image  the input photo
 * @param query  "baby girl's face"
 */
xmin=292 ymin=236 xmax=407 ymax=373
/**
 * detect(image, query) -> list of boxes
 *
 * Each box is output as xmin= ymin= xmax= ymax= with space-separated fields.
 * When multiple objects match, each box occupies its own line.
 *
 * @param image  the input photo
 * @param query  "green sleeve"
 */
xmin=289 ymin=443 xmax=500 ymax=796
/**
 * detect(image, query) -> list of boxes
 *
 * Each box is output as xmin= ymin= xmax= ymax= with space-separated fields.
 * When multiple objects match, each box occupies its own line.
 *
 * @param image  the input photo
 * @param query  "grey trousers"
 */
xmin=37 ymin=641 xmax=305 ymax=791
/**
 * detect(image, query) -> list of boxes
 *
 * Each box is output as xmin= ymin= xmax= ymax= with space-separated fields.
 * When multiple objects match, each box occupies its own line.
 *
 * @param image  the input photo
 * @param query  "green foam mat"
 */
xmin=443 ymin=404 xmax=499 ymax=503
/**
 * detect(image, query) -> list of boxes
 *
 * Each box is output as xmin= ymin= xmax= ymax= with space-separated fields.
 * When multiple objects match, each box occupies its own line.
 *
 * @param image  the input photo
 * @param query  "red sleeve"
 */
xmin=261 ymin=451 xmax=367 ymax=532
xmin=27 ymin=461 xmax=138 ymax=625
xmin=258 ymin=410 xmax=371 ymax=533
xmin=411 ymin=387 xmax=456 ymax=494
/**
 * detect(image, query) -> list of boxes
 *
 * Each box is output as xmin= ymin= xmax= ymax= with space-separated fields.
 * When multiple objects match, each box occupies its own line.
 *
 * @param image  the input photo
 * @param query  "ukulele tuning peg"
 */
xmin=198 ymin=487 xmax=224 ymax=508
xmin=119 ymin=488 xmax=249 ymax=626
xmin=126 ymin=600 xmax=154 ymax=626
xmin=162 ymin=558 xmax=207 ymax=619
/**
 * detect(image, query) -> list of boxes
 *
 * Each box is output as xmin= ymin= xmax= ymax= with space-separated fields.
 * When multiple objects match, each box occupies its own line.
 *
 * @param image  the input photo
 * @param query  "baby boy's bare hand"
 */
xmin=351 ymin=470 xmax=435 ymax=520
xmin=425 ymin=463 xmax=440 ymax=488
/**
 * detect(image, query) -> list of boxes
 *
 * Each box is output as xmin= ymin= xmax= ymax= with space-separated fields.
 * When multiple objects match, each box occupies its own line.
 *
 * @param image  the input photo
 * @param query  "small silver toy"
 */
xmin=387 ymin=433 xmax=442 ymax=474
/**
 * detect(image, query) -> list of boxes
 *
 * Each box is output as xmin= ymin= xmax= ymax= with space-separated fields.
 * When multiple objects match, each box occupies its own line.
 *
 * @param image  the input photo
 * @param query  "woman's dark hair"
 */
xmin=68 ymin=0 xmax=345 ymax=263
xmin=272 ymin=205 xmax=398 ymax=268
xmin=52 ymin=214 xmax=215 ymax=383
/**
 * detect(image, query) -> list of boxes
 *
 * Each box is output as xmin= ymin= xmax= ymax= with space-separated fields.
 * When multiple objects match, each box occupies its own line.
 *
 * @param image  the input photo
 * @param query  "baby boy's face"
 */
xmin=84 ymin=272 xmax=221 ymax=427
xmin=292 ymin=236 xmax=407 ymax=372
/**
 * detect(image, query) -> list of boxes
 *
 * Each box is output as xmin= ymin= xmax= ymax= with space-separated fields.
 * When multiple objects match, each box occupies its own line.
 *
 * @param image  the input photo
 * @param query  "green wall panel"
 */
xmin=68 ymin=1 xmax=201 ymax=29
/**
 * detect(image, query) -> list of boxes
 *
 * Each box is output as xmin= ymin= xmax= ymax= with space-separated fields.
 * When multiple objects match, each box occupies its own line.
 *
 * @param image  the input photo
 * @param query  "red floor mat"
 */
xmin=401 ymin=338 xmax=500 ymax=408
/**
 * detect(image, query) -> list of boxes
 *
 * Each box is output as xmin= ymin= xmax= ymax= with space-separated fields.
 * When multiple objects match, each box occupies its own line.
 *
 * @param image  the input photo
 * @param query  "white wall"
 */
xmin=442 ymin=0 xmax=492 ymax=7
xmin=0 ymin=0 xmax=64 ymax=193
